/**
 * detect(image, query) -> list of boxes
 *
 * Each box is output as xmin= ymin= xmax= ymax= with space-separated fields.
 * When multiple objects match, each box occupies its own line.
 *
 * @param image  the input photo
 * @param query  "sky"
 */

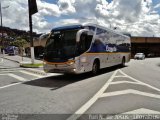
xmin=1 ymin=0 xmax=160 ymax=37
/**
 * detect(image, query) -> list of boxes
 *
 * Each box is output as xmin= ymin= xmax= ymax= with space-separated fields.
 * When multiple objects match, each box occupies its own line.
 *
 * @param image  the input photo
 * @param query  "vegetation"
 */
xmin=1 ymin=26 xmax=39 ymax=48
xmin=11 ymin=37 xmax=27 ymax=48
xmin=20 ymin=63 xmax=43 ymax=68
xmin=11 ymin=37 xmax=28 ymax=60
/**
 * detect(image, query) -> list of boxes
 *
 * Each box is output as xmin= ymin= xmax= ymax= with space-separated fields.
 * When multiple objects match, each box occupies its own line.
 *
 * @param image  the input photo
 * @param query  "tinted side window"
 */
xmin=96 ymin=28 xmax=106 ymax=35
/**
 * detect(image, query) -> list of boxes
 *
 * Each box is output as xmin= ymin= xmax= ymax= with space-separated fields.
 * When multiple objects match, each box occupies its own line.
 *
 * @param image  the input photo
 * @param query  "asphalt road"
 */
xmin=0 ymin=57 xmax=19 ymax=69
xmin=0 ymin=58 xmax=160 ymax=120
xmin=0 ymin=58 xmax=45 ymax=87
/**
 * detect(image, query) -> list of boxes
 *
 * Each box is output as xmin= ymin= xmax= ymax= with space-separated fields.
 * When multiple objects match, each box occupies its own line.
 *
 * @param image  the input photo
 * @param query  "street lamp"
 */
xmin=0 ymin=2 xmax=3 ymax=54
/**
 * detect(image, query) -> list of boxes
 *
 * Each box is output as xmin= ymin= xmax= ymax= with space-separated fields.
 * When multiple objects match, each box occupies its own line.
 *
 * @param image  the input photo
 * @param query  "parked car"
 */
xmin=6 ymin=46 xmax=18 ymax=56
xmin=147 ymin=53 xmax=154 ymax=58
xmin=134 ymin=53 xmax=145 ymax=60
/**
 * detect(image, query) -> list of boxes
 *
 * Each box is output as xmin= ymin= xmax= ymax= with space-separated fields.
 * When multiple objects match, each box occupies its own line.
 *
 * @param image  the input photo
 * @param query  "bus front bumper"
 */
xmin=43 ymin=63 xmax=80 ymax=74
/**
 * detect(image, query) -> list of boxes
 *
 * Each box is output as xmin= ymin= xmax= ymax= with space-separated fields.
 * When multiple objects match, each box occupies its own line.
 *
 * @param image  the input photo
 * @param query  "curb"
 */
xmin=20 ymin=64 xmax=43 ymax=68
xmin=3 ymin=57 xmax=47 ymax=76
xmin=3 ymin=57 xmax=43 ymax=67
xmin=2 ymin=56 xmax=57 ymax=77
xmin=24 ymin=68 xmax=47 ymax=76
xmin=3 ymin=57 xmax=20 ymax=63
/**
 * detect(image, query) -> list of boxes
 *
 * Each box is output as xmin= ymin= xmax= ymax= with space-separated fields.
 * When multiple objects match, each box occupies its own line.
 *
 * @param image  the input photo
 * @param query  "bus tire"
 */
xmin=92 ymin=60 xmax=100 ymax=75
xmin=121 ymin=57 xmax=125 ymax=67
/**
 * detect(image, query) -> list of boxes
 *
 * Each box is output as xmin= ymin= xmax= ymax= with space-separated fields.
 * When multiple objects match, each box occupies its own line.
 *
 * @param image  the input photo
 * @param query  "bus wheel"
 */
xmin=92 ymin=60 xmax=99 ymax=74
xmin=121 ymin=57 xmax=125 ymax=67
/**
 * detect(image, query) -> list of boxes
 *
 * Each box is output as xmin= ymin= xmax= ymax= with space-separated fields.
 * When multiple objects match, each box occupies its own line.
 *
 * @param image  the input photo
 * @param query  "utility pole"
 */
xmin=0 ymin=1 xmax=9 ymax=56
xmin=28 ymin=0 xmax=38 ymax=64
xmin=0 ymin=1 xmax=3 ymax=55
xmin=28 ymin=1 xmax=34 ymax=64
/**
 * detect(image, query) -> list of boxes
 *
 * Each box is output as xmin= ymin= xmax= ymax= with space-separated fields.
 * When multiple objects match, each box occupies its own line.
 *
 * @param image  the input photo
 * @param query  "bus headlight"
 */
xmin=69 ymin=61 xmax=74 ymax=65
xmin=43 ymin=61 xmax=47 ymax=65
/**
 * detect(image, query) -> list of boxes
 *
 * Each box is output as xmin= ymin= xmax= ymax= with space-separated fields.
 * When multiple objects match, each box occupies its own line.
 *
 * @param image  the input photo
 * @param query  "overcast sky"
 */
xmin=1 ymin=0 xmax=160 ymax=37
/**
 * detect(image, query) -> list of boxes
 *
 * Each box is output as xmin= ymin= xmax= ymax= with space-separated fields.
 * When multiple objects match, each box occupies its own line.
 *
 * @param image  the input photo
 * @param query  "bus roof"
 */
xmin=51 ymin=22 xmax=97 ymax=31
xmin=51 ymin=22 xmax=130 ymax=38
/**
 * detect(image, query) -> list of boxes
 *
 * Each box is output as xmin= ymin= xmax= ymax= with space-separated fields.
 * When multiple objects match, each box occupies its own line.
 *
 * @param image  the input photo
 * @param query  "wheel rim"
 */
xmin=92 ymin=62 xmax=98 ymax=74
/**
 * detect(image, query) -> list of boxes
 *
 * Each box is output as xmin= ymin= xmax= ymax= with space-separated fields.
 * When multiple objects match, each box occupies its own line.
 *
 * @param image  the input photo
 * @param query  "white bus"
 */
xmin=43 ymin=23 xmax=131 ymax=74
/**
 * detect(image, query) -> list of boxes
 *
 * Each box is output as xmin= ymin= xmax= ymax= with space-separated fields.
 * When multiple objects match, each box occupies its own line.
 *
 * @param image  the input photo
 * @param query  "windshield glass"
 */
xmin=44 ymin=30 xmax=78 ymax=62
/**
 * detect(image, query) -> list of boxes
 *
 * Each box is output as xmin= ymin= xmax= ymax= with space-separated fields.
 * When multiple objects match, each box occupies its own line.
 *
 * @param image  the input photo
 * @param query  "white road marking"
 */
xmin=0 ymin=73 xmax=51 ymax=90
xmin=67 ymin=70 xmax=118 ymax=120
xmin=0 ymin=58 xmax=3 ymax=63
xmin=100 ymin=89 xmax=160 ymax=99
xmin=67 ymin=69 xmax=160 ymax=120
xmin=8 ymin=73 xmax=26 ymax=81
xmin=0 ymin=82 xmax=22 ymax=89
xmin=0 ymin=74 xmax=8 ymax=75
xmin=110 ymin=81 xmax=141 ymax=85
xmin=20 ymin=70 xmax=43 ymax=78
xmin=114 ymin=76 xmax=128 ymax=78
xmin=123 ymin=108 xmax=160 ymax=114
xmin=0 ymin=68 xmax=25 ymax=74
xmin=119 ymin=69 xmax=160 ymax=92
xmin=0 ymin=71 xmax=19 ymax=73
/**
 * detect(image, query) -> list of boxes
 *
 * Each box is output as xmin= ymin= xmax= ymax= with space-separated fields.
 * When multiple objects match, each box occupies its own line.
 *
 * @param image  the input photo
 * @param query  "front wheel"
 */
xmin=92 ymin=61 xmax=99 ymax=75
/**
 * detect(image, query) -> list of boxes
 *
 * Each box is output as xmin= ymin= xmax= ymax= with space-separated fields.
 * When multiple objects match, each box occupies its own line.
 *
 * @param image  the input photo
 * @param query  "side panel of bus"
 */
xmin=80 ymin=26 xmax=131 ymax=72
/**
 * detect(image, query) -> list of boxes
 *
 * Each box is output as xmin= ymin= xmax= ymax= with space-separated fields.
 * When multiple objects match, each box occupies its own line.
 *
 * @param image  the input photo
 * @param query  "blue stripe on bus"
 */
xmin=89 ymin=43 xmax=130 ymax=53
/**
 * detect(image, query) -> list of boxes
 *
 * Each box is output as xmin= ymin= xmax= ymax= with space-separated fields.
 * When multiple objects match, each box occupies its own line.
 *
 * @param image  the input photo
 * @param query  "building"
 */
xmin=131 ymin=37 xmax=160 ymax=57
xmin=24 ymin=34 xmax=47 ymax=58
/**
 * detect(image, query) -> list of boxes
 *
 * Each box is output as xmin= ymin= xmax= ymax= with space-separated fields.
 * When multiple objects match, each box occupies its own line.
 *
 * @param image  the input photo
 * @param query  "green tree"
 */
xmin=11 ymin=37 xmax=28 ymax=61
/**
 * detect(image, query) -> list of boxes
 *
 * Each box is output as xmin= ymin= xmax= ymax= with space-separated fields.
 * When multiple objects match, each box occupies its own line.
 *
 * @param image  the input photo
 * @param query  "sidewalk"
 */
xmin=3 ymin=55 xmax=43 ymax=64
xmin=1 ymin=54 xmax=48 ymax=76
xmin=1 ymin=54 xmax=60 ymax=76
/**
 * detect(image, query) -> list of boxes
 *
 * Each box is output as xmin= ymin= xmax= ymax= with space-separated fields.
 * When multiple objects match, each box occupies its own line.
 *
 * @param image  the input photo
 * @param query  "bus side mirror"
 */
xmin=76 ymin=29 xmax=89 ymax=42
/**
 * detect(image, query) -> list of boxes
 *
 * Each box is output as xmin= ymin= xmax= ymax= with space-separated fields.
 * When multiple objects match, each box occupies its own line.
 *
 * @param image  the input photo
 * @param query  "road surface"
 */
xmin=0 ymin=58 xmax=160 ymax=120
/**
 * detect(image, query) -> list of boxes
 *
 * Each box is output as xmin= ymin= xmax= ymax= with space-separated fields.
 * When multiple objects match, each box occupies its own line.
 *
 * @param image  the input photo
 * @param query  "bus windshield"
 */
xmin=44 ymin=30 xmax=78 ymax=62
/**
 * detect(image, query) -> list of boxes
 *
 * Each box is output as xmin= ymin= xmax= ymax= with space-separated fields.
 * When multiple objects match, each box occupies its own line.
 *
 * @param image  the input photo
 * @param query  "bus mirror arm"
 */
xmin=76 ymin=29 xmax=89 ymax=42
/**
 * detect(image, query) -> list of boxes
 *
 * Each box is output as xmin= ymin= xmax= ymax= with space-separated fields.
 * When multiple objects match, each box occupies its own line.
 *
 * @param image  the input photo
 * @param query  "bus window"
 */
xmin=90 ymin=39 xmax=106 ymax=52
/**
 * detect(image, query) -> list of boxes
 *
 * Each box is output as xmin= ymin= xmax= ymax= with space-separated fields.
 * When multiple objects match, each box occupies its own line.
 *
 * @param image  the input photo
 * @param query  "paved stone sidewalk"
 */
xmin=1 ymin=54 xmax=43 ymax=64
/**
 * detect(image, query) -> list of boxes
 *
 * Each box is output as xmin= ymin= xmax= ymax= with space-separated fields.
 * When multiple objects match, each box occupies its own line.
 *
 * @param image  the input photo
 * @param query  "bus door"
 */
xmin=76 ymin=31 xmax=93 ymax=72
